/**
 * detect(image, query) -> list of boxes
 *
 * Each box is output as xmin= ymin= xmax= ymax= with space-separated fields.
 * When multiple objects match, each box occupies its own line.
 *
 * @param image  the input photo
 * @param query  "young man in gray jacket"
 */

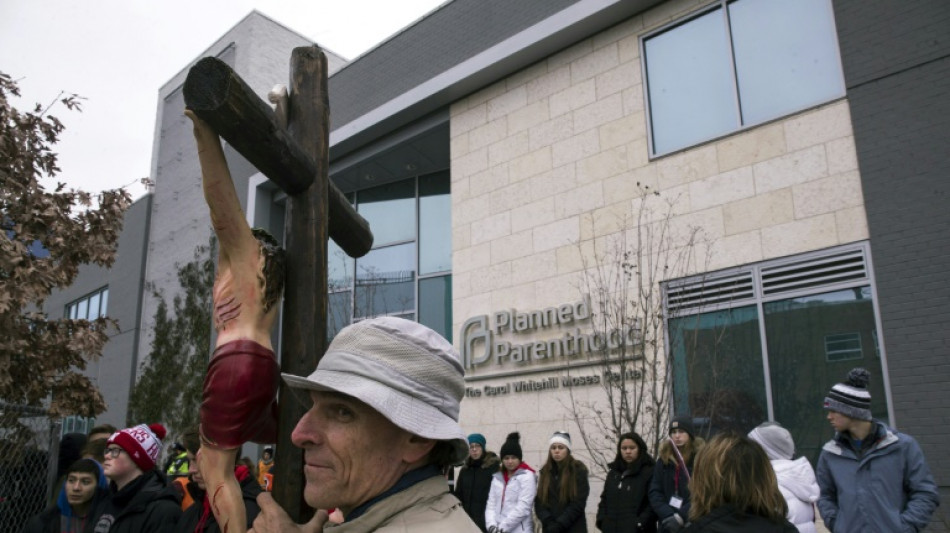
xmin=816 ymin=368 xmax=939 ymax=533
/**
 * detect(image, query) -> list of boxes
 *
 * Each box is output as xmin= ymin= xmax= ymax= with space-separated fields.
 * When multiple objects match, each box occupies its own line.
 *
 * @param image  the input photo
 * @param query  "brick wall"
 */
xmin=833 ymin=0 xmax=950 ymax=497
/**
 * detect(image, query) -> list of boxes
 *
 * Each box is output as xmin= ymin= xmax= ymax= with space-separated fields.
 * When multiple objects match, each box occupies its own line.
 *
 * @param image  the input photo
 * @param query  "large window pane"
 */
xmin=419 ymin=172 xmax=451 ymax=275
xmin=645 ymin=8 xmax=737 ymax=154
xmin=764 ymin=287 xmax=887 ymax=464
xmin=88 ymin=293 xmax=101 ymax=319
xmin=357 ymin=180 xmax=415 ymax=247
xmin=355 ymin=243 xmax=416 ymax=318
xmin=669 ymin=305 xmax=767 ymax=436
xmin=99 ymin=289 xmax=108 ymax=317
xmin=419 ymin=275 xmax=452 ymax=341
xmin=327 ymin=291 xmax=352 ymax=341
xmin=328 ymin=239 xmax=354 ymax=291
xmin=730 ymin=0 xmax=845 ymax=124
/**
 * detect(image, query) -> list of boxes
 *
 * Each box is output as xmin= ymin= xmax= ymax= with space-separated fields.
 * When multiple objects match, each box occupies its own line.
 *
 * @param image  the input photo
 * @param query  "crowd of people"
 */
xmin=451 ymin=367 xmax=939 ymax=533
xmin=19 ymin=103 xmax=938 ymax=532
xmin=20 ymin=334 xmax=941 ymax=533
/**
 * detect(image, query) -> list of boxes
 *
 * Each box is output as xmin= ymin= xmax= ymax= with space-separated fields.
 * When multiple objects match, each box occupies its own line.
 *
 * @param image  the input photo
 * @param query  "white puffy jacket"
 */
xmin=773 ymin=457 xmax=820 ymax=533
xmin=485 ymin=465 xmax=537 ymax=533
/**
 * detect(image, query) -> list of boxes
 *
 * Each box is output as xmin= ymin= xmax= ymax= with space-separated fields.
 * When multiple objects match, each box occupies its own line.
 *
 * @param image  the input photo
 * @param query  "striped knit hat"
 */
xmin=824 ymin=368 xmax=872 ymax=421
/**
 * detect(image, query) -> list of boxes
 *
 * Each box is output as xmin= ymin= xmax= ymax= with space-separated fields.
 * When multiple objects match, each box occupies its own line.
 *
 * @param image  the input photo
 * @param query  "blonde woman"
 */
xmin=648 ymin=416 xmax=704 ymax=533
xmin=685 ymin=432 xmax=796 ymax=532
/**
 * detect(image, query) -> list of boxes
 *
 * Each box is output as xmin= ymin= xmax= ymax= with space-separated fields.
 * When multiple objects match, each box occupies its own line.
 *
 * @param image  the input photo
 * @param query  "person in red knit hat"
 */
xmin=90 ymin=423 xmax=182 ymax=532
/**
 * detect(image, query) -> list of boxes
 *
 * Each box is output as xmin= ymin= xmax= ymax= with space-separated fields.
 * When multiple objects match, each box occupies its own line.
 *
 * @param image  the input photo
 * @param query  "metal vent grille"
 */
xmin=761 ymin=248 xmax=868 ymax=296
xmin=666 ymin=271 xmax=755 ymax=313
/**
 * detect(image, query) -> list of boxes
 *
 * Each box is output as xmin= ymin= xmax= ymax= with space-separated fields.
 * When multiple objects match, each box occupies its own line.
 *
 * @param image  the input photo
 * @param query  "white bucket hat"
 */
xmin=282 ymin=316 xmax=469 ymax=464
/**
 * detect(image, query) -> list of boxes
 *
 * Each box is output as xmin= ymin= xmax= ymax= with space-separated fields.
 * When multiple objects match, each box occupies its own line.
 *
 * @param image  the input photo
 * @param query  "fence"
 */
xmin=0 ymin=402 xmax=59 ymax=532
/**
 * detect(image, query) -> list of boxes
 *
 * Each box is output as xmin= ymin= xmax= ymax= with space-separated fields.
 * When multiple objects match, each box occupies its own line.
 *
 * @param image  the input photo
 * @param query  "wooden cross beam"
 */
xmin=183 ymin=47 xmax=372 ymax=522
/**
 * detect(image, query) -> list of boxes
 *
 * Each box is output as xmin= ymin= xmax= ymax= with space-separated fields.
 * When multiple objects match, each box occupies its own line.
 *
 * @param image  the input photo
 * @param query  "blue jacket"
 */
xmin=816 ymin=421 xmax=939 ymax=533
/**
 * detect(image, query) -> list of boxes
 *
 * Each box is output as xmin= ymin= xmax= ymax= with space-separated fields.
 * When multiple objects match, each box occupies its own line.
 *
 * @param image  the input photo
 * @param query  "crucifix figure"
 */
xmin=183 ymin=47 xmax=373 ymax=532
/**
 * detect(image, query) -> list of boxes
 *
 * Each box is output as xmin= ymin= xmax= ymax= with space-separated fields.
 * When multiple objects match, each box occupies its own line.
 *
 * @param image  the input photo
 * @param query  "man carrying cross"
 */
xmin=186 ymin=109 xmax=285 ymax=533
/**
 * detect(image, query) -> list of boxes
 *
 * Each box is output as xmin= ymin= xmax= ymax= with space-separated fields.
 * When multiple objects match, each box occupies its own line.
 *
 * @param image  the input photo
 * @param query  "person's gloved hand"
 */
xmin=661 ymin=514 xmax=684 ymax=533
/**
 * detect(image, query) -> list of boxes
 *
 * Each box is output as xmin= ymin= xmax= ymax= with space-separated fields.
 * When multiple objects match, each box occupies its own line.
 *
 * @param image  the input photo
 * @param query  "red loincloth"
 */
xmin=200 ymin=339 xmax=279 ymax=449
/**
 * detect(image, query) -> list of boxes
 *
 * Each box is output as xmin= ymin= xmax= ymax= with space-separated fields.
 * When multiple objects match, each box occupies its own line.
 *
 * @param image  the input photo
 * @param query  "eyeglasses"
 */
xmin=104 ymin=447 xmax=126 ymax=458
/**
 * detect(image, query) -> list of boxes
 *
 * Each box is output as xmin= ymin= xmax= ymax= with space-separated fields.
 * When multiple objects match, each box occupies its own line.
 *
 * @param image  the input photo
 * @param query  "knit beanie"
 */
xmin=748 ymin=422 xmax=794 ymax=461
xmin=107 ymin=423 xmax=166 ymax=471
xmin=824 ymin=368 xmax=872 ymax=421
xmin=548 ymin=430 xmax=572 ymax=451
xmin=467 ymin=433 xmax=487 ymax=448
xmin=499 ymin=432 xmax=523 ymax=460
xmin=669 ymin=415 xmax=695 ymax=438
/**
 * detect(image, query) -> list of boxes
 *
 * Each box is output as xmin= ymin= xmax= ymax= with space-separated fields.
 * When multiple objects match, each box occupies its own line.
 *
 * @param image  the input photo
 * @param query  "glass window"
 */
xmin=419 ymin=275 xmax=453 ymax=341
xmin=729 ymin=0 xmax=845 ymax=124
xmin=358 ymin=180 xmax=415 ymax=247
xmin=764 ymin=287 xmax=885 ymax=463
xmin=666 ymin=246 xmax=888 ymax=465
xmin=327 ymin=291 xmax=352 ymax=341
xmin=66 ymin=287 xmax=108 ymax=320
xmin=419 ymin=172 xmax=452 ymax=275
xmin=644 ymin=8 xmax=737 ymax=155
xmin=643 ymin=0 xmax=844 ymax=155
xmin=326 ymin=174 xmax=451 ymax=339
xmin=824 ymin=333 xmax=863 ymax=362
xmin=354 ymin=243 xmax=416 ymax=318
xmin=328 ymin=239 xmax=354 ymax=291
xmin=669 ymin=305 xmax=767 ymax=436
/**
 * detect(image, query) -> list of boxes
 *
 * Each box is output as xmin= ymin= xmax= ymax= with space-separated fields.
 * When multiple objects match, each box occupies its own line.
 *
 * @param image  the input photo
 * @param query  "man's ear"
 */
xmin=401 ymin=434 xmax=437 ymax=465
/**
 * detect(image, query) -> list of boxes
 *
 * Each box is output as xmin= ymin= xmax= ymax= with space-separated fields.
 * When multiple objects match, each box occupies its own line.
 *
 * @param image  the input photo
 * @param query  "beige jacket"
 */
xmin=326 ymin=476 xmax=481 ymax=532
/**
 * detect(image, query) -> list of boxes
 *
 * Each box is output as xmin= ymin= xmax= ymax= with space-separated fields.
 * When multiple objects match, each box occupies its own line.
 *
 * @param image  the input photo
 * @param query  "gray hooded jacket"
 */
xmin=816 ymin=421 xmax=939 ymax=533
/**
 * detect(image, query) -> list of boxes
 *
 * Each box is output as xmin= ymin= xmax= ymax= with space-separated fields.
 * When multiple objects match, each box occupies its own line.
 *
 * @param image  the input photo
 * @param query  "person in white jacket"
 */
xmin=748 ymin=422 xmax=820 ymax=533
xmin=486 ymin=432 xmax=537 ymax=533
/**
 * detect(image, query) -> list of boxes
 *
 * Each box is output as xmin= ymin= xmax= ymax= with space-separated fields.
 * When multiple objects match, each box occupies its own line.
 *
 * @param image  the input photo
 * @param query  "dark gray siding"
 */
xmin=833 ymin=0 xmax=950 ymax=494
xmin=42 ymin=194 xmax=152 ymax=427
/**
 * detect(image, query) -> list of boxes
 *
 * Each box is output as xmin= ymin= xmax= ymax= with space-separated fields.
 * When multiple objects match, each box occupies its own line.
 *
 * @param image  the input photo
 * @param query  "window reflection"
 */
xmin=645 ymin=8 xmax=736 ymax=154
xmin=764 ymin=286 xmax=885 ymax=464
xmin=354 ymin=243 xmax=416 ymax=318
xmin=419 ymin=172 xmax=451 ymax=275
xmin=358 ymin=180 xmax=415 ymax=247
xmin=669 ymin=305 xmax=767 ymax=437
xmin=419 ymin=275 xmax=452 ymax=341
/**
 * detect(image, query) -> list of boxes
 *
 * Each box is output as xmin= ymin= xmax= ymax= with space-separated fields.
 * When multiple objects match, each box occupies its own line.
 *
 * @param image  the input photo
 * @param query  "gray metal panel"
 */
xmin=328 ymin=0 xmax=577 ymax=127
xmin=327 ymin=0 xmax=664 ymax=158
xmin=833 ymin=0 xmax=950 ymax=489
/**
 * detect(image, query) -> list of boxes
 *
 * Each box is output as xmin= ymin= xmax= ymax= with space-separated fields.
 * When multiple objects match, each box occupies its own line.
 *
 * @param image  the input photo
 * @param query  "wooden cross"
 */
xmin=182 ymin=46 xmax=373 ymax=522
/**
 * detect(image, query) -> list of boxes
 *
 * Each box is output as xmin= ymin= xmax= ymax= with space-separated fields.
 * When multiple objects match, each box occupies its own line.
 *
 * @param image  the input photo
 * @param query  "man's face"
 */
xmin=292 ymin=390 xmax=421 ymax=513
xmin=66 ymin=472 xmax=97 ymax=507
xmin=102 ymin=445 xmax=137 ymax=482
xmin=468 ymin=443 xmax=483 ymax=461
xmin=827 ymin=410 xmax=854 ymax=433
xmin=187 ymin=451 xmax=205 ymax=490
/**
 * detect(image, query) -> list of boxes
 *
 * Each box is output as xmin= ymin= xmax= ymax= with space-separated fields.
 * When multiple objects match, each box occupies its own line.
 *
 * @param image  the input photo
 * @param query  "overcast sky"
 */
xmin=0 ymin=0 xmax=447 ymax=200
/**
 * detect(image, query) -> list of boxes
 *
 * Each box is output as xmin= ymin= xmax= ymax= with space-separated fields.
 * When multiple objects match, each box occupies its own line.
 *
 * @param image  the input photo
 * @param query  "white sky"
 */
xmin=0 ymin=0 xmax=447 ymax=200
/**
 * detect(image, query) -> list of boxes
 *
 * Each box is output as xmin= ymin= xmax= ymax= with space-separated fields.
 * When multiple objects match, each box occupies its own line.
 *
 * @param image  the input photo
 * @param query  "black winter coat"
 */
xmin=454 ymin=452 xmax=500 ymax=532
xmin=648 ymin=457 xmax=693 ymax=533
xmin=89 ymin=470 xmax=182 ymax=533
xmin=682 ymin=505 xmax=797 ymax=533
xmin=596 ymin=459 xmax=656 ymax=533
xmin=175 ymin=473 xmax=261 ymax=533
xmin=535 ymin=460 xmax=590 ymax=533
